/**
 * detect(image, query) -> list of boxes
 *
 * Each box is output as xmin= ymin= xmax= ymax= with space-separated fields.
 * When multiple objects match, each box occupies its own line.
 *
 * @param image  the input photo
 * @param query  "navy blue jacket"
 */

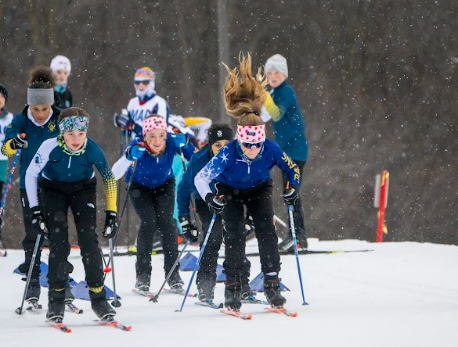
xmin=177 ymin=145 xmax=214 ymax=216
xmin=2 ymin=106 xmax=60 ymax=189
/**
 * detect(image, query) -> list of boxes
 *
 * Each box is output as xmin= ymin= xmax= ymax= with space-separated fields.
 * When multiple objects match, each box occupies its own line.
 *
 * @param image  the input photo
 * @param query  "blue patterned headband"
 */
xmin=59 ymin=116 xmax=89 ymax=133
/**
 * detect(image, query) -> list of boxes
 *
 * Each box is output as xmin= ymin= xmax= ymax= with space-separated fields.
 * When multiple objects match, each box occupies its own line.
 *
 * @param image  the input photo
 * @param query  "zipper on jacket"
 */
xmin=68 ymin=156 xmax=72 ymax=169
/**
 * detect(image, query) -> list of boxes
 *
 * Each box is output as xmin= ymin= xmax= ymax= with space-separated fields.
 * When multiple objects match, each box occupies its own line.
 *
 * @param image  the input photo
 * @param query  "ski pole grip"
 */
xmin=286 ymin=181 xmax=290 ymax=190
xmin=20 ymin=133 xmax=26 ymax=139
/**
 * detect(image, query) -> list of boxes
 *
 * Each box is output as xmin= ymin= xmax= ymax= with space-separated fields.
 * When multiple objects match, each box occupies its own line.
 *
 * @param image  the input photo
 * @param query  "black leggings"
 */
xmin=217 ymin=181 xmax=280 ymax=278
xmin=129 ymin=178 xmax=179 ymax=277
xmin=19 ymin=189 xmax=44 ymax=279
xmin=41 ymin=178 xmax=101 ymax=290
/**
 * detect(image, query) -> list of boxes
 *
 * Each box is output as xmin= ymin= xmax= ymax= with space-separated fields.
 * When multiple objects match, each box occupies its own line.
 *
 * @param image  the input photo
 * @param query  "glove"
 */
xmin=283 ymin=186 xmax=298 ymax=205
xmin=113 ymin=112 xmax=134 ymax=130
xmin=244 ymin=213 xmax=255 ymax=237
xmin=205 ymin=194 xmax=227 ymax=215
xmin=179 ymin=215 xmax=199 ymax=243
xmin=10 ymin=134 xmax=28 ymax=150
xmin=126 ymin=144 xmax=145 ymax=161
xmin=103 ymin=211 xmax=118 ymax=239
xmin=171 ymin=133 xmax=188 ymax=148
xmin=31 ymin=207 xmax=48 ymax=236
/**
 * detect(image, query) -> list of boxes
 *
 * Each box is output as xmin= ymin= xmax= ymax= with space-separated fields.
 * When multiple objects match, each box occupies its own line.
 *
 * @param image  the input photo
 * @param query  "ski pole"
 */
xmin=108 ymin=238 xmax=121 ymax=307
xmin=150 ymin=239 xmax=191 ymax=303
xmin=0 ymin=145 xmax=22 ymax=218
xmin=176 ymin=213 xmax=217 ymax=312
xmin=15 ymin=234 xmax=42 ymax=315
xmin=286 ymin=181 xmax=308 ymax=305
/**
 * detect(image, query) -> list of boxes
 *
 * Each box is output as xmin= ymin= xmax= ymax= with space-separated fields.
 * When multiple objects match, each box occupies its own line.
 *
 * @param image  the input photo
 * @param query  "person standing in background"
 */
xmin=50 ymin=55 xmax=73 ymax=109
xmin=261 ymin=54 xmax=309 ymax=252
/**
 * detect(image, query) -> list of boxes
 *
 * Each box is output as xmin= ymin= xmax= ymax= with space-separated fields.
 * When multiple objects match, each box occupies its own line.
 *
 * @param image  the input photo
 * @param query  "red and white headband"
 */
xmin=236 ymin=125 xmax=266 ymax=143
xmin=142 ymin=116 xmax=167 ymax=135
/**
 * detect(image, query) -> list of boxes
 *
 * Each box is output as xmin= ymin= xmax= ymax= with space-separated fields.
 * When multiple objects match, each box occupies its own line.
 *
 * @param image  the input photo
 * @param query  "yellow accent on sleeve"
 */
xmin=1 ymin=140 xmax=18 ymax=157
xmin=264 ymin=93 xmax=282 ymax=122
xmin=103 ymin=171 xmax=117 ymax=212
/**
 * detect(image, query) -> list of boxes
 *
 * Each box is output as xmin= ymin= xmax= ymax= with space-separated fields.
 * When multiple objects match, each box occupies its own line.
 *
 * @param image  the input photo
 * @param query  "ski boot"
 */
xmin=263 ymin=274 xmax=286 ymax=308
xmin=167 ymin=271 xmax=184 ymax=290
xmin=64 ymin=283 xmax=75 ymax=304
xmin=47 ymin=287 xmax=66 ymax=321
xmin=197 ymin=280 xmax=215 ymax=302
xmin=135 ymin=272 xmax=151 ymax=292
xmin=241 ymin=278 xmax=256 ymax=300
xmin=224 ymin=277 xmax=242 ymax=310
xmin=25 ymin=278 xmax=41 ymax=303
xmin=90 ymin=287 xmax=116 ymax=320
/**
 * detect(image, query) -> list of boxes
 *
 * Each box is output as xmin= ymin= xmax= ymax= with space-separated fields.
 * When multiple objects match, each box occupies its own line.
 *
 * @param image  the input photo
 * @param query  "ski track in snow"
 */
xmin=1 ymin=239 xmax=457 ymax=347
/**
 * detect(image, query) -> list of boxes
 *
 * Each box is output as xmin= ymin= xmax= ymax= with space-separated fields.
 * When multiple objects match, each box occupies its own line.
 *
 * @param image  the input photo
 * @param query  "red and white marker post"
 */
xmin=374 ymin=171 xmax=389 ymax=242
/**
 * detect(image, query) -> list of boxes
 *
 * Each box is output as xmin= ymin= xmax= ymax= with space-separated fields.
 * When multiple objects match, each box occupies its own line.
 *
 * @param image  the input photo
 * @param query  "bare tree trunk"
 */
xmin=47 ymin=0 xmax=59 ymax=55
xmin=26 ymin=0 xmax=45 ymax=64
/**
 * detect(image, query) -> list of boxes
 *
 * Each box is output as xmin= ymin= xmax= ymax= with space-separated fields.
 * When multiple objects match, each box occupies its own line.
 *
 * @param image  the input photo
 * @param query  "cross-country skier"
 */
xmin=25 ymin=107 xmax=118 ymax=322
xmin=261 ymin=54 xmax=308 ymax=252
xmin=194 ymin=54 xmax=301 ymax=310
xmin=113 ymin=67 xmax=169 ymax=139
xmin=50 ymin=55 xmax=73 ymax=109
xmin=177 ymin=123 xmax=255 ymax=303
xmin=1 ymin=67 xmax=74 ymax=304
xmin=112 ymin=115 xmax=194 ymax=293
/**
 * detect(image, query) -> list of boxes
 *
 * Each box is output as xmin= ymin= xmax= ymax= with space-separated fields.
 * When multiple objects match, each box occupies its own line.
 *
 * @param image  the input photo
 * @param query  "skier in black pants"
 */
xmin=177 ymin=123 xmax=255 ymax=302
xmin=1 ymin=66 xmax=74 ymax=304
xmin=195 ymin=54 xmax=301 ymax=310
xmin=112 ymin=115 xmax=194 ymax=293
xmin=25 ymin=107 xmax=118 ymax=322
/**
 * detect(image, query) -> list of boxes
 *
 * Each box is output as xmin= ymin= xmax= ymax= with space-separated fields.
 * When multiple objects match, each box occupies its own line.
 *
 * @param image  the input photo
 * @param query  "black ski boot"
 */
xmin=135 ymin=272 xmax=151 ymax=292
xmin=263 ymin=274 xmax=286 ymax=308
xmin=224 ymin=277 xmax=242 ymax=310
xmin=241 ymin=278 xmax=256 ymax=300
xmin=64 ymin=283 xmax=75 ymax=304
xmin=196 ymin=271 xmax=216 ymax=302
xmin=47 ymin=287 xmax=66 ymax=321
xmin=25 ymin=278 xmax=41 ymax=303
xmin=90 ymin=287 xmax=116 ymax=320
xmin=167 ymin=270 xmax=184 ymax=290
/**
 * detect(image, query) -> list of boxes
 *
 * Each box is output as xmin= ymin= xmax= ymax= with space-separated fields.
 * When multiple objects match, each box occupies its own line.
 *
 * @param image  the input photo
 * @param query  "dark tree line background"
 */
xmin=0 ymin=0 xmax=457 ymax=248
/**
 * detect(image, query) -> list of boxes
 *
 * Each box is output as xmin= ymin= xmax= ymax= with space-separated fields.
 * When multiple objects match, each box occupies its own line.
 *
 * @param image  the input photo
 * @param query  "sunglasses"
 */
xmin=241 ymin=142 xmax=263 ymax=149
xmin=134 ymin=80 xmax=150 ymax=85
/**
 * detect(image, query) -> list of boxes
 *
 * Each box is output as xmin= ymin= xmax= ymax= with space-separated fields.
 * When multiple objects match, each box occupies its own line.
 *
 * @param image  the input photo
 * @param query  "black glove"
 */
xmin=244 ymin=213 xmax=255 ymax=237
xmin=103 ymin=211 xmax=118 ymax=239
xmin=31 ymin=207 xmax=48 ymax=236
xmin=10 ymin=134 xmax=28 ymax=150
xmin=205 ymin=194 xmax=227 ymax=215
xmin=283 ymin=186 xmax=298 ymax=205
xmin=113 ymin=112 xmax=134 ymax=130
xmin=179 ymin=215 xmax=199 ymax=243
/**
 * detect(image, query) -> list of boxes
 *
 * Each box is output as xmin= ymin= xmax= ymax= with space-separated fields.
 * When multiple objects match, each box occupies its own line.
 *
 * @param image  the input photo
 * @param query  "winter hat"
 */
xmin=50 ymin=55 xmax=72 ymax=74
xmin=0 ymin=84 xmax=7 ymax=103
xmin=208 ymin=124 xmax=233 ymax=145
xmin=142 ymin=116 xmax=167 ymax=135
xmin=265 ymin=54 xmax=288 ymax=78
xmin=134 ymin=67 xmax=155 ymax=82
xmin=237 ymin=124 xmax=265 ymax=144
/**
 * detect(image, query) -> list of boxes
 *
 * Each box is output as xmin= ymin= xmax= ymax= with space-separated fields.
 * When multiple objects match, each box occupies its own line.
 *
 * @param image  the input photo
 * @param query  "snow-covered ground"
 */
xmin=0 ymin=239 xmax=457 ymax=347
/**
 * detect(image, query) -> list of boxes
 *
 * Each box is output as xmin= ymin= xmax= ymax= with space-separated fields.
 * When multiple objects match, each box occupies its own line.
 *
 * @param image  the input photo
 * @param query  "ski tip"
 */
xmin=65 ymin=328 xmax=73 ymax=333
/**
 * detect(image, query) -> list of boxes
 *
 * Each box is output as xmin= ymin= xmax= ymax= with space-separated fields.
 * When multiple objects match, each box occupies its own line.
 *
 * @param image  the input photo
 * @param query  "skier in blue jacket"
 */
xmin=25 ymin=107 xmax=118 ymax=322
xmin=1 ymin=66 xmax=73 ymax=305
xmin=195 ymin=54 xmax=301 ymax=310
xmin=262 ymin=54 xmax=309 ymax=252
xmin=177 ymin=123 xmax=255 ymax=303
xmin=112 ymin=115 xmax=194 ymax=293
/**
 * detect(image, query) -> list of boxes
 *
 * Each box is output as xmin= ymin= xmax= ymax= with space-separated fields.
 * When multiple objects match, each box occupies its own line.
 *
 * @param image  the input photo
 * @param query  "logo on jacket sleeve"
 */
xmin=34 ymin=153 xmax=43 ymax=164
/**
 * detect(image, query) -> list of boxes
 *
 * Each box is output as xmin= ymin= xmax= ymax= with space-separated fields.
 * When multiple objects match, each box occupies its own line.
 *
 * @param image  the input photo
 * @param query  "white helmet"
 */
xmin=50 ymin=55 xmax=71 ymax=74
